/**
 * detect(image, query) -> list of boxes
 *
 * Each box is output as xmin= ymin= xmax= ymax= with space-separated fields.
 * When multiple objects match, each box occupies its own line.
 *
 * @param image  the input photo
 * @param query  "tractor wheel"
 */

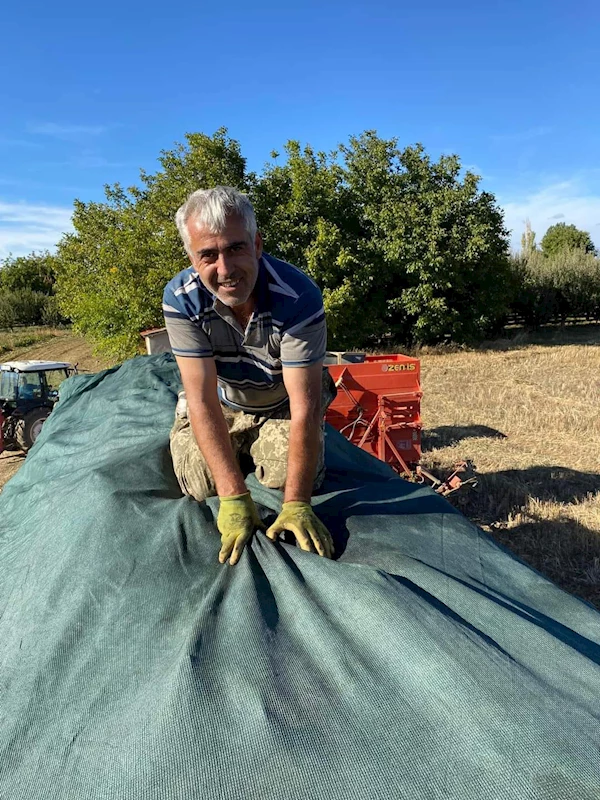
xmin=16 ymin=408 xmax=51 ymax=453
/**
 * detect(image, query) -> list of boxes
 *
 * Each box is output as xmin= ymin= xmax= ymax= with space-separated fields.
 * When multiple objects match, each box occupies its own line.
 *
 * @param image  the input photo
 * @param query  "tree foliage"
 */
xmin=541 ymin=223 xmax=596 ymax=257
xmin=511 ymin=222 xmax=600 ymax=326
xmin=255 ymin=133 xmax=511 ymax=347
xmin=54 ymin=129 xmax=248 ymax=357
xmin=0 ymin=251 xmax=57 ymax=295
xmin=0 ymin=289 xmax=50 ymax=328
xmin=0 ymin=252 xmax=64 ymax=328
xmin=52 ymin=128 xmax=512 ymax=358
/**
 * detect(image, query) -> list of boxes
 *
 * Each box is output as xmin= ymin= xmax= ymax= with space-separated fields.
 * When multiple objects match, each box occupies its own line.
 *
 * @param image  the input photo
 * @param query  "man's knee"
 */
xmin=251 ymin=418 xmax=326 ymax=492
xmin=250 ymin=418 xmax=290 ymax=489
xmin=254 ymin=453 xmax=325 ymax=492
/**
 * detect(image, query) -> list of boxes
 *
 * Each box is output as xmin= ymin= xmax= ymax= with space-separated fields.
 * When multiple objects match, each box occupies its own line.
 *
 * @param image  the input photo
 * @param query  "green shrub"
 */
xmin=0 ymin=252 xmax=57 ymax=294
xmin=41 ymin=295 xmax=69 ymax=327
xmin=0 ymin=330 xmax=58 ymax=357
xmin=0 ymin=294 xmax=17 ymax=328
xmin=0 ymin=289 xmax=48 ymax=327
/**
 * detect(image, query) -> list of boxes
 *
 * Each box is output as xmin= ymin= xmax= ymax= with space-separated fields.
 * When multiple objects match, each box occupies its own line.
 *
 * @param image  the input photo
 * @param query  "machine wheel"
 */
xmin=16 ymin=408 xmax=51 ymax=452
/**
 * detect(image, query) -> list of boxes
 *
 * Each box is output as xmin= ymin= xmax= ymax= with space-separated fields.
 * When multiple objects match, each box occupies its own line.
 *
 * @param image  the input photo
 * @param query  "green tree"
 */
xmin=54 ymin=129 xmax=249 ymax=358
xmin=0 ymin=289 xmax=49 ymax=328
xmin=0 ymin=252 xmax=64 ymax=328
xmin=540 ymin=223 xmax=596 ymax=257
xmin=339 ymin=133 xmax=511 ymax=344
xmin=54 ymin=128 xmax=512 ymax=356
xmin=0 ymin=251 xmax=57 ymax=294
xmin=255 ymin=132 xmax=511 ymax=347
xmin=251 ymin=141 xmax=367 ymax=346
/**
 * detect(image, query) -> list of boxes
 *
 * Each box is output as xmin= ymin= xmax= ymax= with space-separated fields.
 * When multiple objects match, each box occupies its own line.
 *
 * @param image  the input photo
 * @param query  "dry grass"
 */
xmin=419 ymin=324 xmax=600 ymax=607
xmin=0 ymin=326 xmax=61 ymax=356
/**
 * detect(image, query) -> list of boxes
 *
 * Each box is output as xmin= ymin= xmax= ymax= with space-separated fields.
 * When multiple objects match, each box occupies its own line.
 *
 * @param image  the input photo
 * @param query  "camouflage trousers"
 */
xmin=169 ymin=371 xmax=336 ymax=502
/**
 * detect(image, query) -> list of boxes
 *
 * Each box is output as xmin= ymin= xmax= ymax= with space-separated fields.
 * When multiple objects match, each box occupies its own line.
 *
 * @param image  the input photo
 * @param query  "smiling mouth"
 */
xmin=218 ymin=278 xmax=241 ymax=289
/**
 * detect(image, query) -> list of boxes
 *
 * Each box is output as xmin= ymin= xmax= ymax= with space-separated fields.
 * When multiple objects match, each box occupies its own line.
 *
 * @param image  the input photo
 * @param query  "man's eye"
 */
xmin=231 ymin=244 xmax=243 ymax=252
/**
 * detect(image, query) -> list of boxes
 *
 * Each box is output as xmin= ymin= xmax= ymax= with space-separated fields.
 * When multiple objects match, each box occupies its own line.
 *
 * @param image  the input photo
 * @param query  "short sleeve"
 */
xmin=280 ymin=288 xmax=327 ymax=368
xmin=163 ymin=285 xmax=213 ymax=359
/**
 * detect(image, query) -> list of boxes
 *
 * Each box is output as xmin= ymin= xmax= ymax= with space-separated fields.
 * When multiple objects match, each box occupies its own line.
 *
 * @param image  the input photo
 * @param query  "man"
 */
xmin=163 ymin=186 xmax=335 ymax=566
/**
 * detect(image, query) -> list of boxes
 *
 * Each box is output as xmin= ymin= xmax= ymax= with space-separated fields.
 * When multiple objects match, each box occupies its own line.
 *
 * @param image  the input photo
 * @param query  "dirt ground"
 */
xmin=2 ymin=325 xmax=599 ymax=606
xmin=1 ymin=329 xmax=114 ymax=374
xmin=0 ymin=450 xmax=26 ymax=488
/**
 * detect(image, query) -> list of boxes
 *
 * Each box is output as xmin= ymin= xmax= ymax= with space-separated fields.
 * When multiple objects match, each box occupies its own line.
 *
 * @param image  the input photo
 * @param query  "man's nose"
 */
xmin=216 ymin=251 xmax=236 ymax=277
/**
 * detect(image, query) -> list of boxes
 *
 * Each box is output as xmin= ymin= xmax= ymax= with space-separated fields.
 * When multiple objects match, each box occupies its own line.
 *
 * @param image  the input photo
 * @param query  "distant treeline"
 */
xmin=510 ymin=248 xmax=600 ymax=327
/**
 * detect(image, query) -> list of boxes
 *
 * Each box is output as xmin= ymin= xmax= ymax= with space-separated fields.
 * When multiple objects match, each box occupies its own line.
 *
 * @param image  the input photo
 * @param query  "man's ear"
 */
xmin=255 ymin=231 xmax=264 ymax=259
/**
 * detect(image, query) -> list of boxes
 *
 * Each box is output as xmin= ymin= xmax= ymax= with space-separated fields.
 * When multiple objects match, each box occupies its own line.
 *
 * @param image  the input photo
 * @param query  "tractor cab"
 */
xmin=0 ymin=361 xmax=77 ymax=453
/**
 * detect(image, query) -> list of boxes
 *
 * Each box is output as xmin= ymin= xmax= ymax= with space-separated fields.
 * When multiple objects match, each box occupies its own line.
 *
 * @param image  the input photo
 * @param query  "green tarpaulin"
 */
xmin=1 ymin=355 xmax=599 ymax=799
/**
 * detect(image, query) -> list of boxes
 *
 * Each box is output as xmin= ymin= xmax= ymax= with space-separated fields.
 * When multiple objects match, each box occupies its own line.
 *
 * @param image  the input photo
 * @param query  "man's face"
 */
xmin=187 ymin=214 xmax=263 ymax=309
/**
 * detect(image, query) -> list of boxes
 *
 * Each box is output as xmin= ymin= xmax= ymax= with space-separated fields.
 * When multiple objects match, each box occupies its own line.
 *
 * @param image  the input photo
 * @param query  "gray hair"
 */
xmin=175 ymin=186 xmax=257 ymax=254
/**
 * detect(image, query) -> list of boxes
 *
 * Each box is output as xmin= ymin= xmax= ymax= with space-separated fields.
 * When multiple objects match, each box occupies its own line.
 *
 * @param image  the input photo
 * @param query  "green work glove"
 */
xmin=217 ymin=492 xmax=265 ymax=566
xmin=266 ymin=502 xmax=334 ymax=559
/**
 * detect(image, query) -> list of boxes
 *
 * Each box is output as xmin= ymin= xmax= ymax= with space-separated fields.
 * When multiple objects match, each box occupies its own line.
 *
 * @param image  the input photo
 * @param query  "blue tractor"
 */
xmin=0 ymin=361 xmax=77 ymax=453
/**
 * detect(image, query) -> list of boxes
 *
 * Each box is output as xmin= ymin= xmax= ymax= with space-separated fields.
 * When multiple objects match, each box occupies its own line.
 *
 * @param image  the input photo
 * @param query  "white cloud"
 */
xmin=0 ymin=201 xmax=73 ymax=259
xmin=70 ymin=152 xmax=127 ymax=169
xmin=28 ymin=123 xmax=108 ymax=139
xmin=490 ymin=126 xmax=552 ymax=143
xmin=499 ymin=179 xmax=600 ymax=250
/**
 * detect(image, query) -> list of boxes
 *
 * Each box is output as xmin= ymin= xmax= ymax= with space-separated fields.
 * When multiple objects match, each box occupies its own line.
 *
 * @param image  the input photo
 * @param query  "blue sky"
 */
xmin=1 ymin=0 xmax=599 ymax=257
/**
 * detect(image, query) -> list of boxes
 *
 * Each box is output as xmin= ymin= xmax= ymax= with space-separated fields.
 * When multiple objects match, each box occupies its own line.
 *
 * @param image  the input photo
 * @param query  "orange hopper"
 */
xmin=325 ymin=354 xmax=422 ymax=475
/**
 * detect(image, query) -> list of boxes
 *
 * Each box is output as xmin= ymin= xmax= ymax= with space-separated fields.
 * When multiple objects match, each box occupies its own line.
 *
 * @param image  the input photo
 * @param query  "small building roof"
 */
xmin=140 ymin=327 xmax=167 ymax=338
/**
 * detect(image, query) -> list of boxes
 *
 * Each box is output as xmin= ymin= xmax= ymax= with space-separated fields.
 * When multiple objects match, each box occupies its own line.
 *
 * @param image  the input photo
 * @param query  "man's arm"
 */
xmin=281 ymin=362 xmax=323 ymax=503
xmin=265 ymin=362 xmax=334 ymax=558
xmin=176 ymin=355 xmax=247 ymax=497
xmin=176 ymin=356 xmax=264 ymax=565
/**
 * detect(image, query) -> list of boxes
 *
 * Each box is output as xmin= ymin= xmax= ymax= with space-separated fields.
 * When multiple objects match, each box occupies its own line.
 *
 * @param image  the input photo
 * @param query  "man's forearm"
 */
xmin=188 ymin=399 xmax=247 ymax=497
xmin=283 ymin=412 xmax=321 ymax=503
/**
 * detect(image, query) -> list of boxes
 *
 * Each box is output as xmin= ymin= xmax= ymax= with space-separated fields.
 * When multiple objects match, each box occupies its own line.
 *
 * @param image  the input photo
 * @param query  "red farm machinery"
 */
xmin=325 ymin=353 xmax=475 ymax=496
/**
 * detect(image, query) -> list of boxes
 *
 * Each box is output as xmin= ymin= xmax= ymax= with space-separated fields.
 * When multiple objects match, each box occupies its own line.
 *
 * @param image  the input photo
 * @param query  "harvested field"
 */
xmin=419 ymin=325 xmax=600 ymax=607
xmin=1 ymin=325 xmax=599 ymax=606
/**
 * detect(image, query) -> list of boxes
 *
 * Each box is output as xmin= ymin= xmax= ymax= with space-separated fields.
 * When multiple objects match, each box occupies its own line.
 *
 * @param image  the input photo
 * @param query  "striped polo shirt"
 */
xmin=162 ymin=254 xmax=327 ymax=413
